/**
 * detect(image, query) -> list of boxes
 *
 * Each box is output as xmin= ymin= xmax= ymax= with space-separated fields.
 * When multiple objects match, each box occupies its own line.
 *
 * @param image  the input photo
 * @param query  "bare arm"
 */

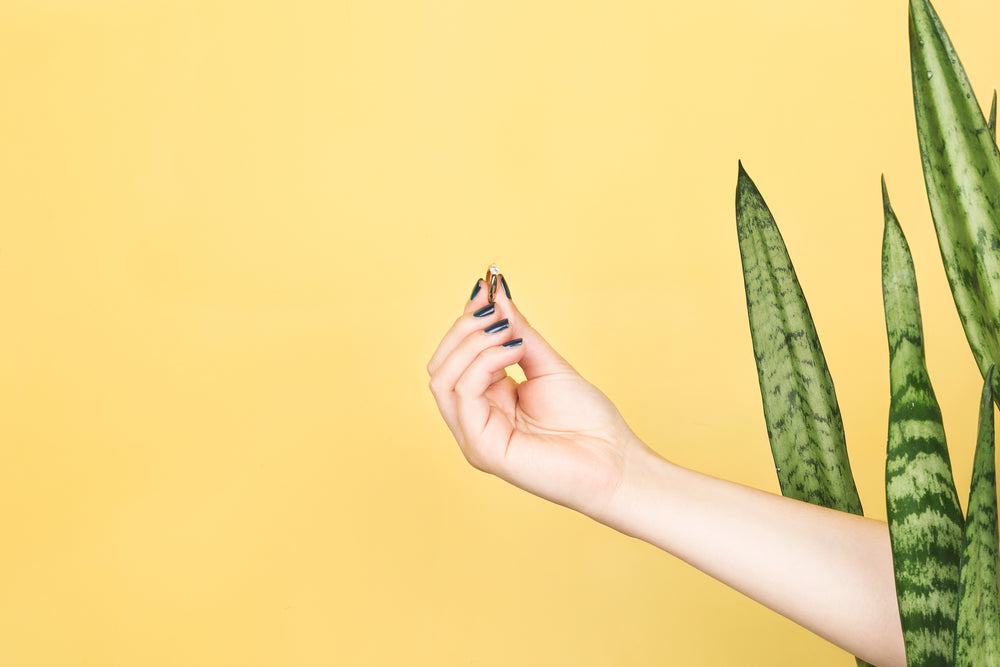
xmin=608 ymin=440 xmax=903 ymax=667
xmin=428 ymin=276 xmax=904 ymax=667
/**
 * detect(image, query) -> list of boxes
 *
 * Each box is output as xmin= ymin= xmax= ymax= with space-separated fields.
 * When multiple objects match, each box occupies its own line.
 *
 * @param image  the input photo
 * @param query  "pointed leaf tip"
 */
xmin=736 ymin=162 xmax=760 ymax=197
xmin=881 ymin=178 xmax=903 ymax=244
xmin=735 ymin=163 xmax=763 ymax=229
xmin=989 ymin=90 xmax=997 ymax=140
xmin=883 ymin=210 xmax=964 ymax=663
xmin=736 ymin=160 xmax=750 ymax=187
xmin=736 ymin=171 xmax=861 ymax=515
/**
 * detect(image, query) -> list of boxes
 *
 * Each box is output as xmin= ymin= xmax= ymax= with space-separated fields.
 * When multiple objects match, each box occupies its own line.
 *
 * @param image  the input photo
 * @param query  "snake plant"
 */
xmin=882 ymin=180 xmax=965 ymax=666
xmin=909 ymin=0 xmax=1000 ymax=387
xmin=955 ymin=366 xmax=999 ymax=666
xmin=735 ymin=1 xmax=1000 ymax=664
xmin=736 ymin=165 xmax=870 ymax=667
xmin=735 ymin=163 xmax=863 ymax=515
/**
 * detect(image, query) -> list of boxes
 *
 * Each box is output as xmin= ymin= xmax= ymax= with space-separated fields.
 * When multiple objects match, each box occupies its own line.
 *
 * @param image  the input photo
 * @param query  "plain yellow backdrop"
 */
xmin=1 ymin=0 xmax=999 ymax=664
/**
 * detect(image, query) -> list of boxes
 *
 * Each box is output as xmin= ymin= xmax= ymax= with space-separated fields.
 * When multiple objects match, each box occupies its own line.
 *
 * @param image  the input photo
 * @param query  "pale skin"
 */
xmin=427 ymin=276 xmax=907 ymax=667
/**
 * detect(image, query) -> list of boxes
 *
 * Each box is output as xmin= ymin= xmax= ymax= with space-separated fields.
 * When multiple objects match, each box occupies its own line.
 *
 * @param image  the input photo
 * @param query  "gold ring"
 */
xmin=485 ymin=263 xmax=499 ymax=304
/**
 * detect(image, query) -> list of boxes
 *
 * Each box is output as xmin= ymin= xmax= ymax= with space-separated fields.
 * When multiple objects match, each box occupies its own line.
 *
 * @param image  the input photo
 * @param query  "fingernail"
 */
xmin=500 ymin=274 xmax=512 ymax=300
xmin=473 ymin=304 xmax=495 ymax=318
xmin=501 ymin=338 xmax=523 ymax=348
xmin=469 ymin=280 xmax=482 ymax=301
xmin=484 ymin=318 xmax=510 ymax=334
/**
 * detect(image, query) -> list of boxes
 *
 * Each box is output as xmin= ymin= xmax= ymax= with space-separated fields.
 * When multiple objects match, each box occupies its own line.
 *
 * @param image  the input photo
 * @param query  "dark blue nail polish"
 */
xmin=473 ymin=304 xmax=495 ymax=318
xmin=501 ymin=338 xmax=523 ymax=348
xmin=469 ymin=280 xmax=482 ymax=301
xmin=484 ymin=318 xmax=510 ymax=334
xmin=500 ymin=274 xmax=511 ymax=300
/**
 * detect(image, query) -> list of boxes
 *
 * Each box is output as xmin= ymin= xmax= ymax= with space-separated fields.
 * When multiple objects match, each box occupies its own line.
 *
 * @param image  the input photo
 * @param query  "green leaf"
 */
xmin=989 ymin=91 xmax=997 ymax=142
xmin=882 ymin=178 xmax=965 ymax=667
xmin=735 ymin=162 xmax=862 ymax=515
xmin=910 ymin=0 xmax=1000 ymax=382
xmin=955 ymin=365 xmax=1000 ymax=667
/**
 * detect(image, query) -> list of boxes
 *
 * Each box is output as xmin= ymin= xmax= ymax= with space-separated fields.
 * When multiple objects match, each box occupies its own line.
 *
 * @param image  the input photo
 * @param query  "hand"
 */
xmin=428 ymin=275 xmax=907 ymax=667
xmin=427 ymin=275 xmax=643 ymax=519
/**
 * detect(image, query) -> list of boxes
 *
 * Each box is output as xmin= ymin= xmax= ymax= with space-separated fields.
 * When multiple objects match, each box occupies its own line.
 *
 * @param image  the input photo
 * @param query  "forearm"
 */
xmin=596 ymin=438 xmax=905 ymax=667
xmin=429 ymin=282 xmax=904 ymax=664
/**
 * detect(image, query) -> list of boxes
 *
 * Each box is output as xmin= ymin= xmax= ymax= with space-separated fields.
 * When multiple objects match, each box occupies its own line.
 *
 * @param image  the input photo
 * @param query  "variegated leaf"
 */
xmin=882 ymin=178 xmax=965 ymax=667
xmin=955 ymin=365 xmax=1000 ymax=667
xmin=736 ymin=162 xmax=863 ymax=515
xmin=910 ymin=0 xmax=1000 ymax=383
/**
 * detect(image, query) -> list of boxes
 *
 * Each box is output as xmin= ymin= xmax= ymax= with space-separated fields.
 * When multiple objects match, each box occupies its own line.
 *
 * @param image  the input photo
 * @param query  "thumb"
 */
xmin=494 ymin=274 xmax=575 ymax=380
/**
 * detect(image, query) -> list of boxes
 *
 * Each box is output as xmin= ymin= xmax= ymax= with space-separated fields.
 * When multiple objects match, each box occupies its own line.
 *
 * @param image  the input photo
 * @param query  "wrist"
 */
xmin=589 ymin=434 xmax=672 ymax=536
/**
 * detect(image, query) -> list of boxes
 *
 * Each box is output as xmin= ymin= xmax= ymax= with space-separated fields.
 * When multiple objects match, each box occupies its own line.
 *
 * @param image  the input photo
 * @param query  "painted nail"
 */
xmin=473 ymin=304 xmax=495 ymax=318
xmin=484 ymin=318 xmax=510 ymax=334
xmin=469 ymin=280 xmax=482 ymax=301
xmin=500 ymin=274 xmax=512 ymax=300
xmin=501 ymin=338 xmax=523 ymax=348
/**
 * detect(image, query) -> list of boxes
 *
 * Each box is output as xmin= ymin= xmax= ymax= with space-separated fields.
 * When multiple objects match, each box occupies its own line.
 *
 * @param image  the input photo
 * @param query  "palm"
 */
xmin=484 ymin=368 xmax=633 ymax=515
xmin=427 ymin=283 xmax=640 ymax=518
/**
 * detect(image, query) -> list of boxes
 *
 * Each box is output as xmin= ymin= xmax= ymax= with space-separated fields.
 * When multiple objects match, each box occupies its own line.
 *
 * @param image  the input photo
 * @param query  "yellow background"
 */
xmin=1 ymin=0 xmax=998 ymax=664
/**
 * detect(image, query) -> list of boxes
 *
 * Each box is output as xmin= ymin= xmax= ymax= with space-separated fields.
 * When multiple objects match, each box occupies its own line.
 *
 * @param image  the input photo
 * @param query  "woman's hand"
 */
xmin=428 ymin=273 xmax=906 ymax=666
xmin=427 ymin=275 xmax=644 ymax=519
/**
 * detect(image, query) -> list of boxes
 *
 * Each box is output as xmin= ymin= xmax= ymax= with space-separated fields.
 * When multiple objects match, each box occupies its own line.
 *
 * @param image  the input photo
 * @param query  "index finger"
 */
xmin=426 ymin=278 xmax=494 ymax=375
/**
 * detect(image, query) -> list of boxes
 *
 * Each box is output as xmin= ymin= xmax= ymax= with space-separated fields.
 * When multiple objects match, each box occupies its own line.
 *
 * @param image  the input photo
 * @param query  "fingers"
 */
xmin=490 ymin=275 xmax=575 ymax=380
xmin=426 ymin=279 xmax=493 ymax=376
xmin=428 ymin=307 xmax=522 ymax=444
xmin=429 ymin=270 xmax=576 ymax=383
xmin=454 ymin=343 xmax=526 ymax=468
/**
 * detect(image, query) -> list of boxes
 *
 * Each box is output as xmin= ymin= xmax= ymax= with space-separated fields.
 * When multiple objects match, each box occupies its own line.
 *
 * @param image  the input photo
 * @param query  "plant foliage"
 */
xmin=955 ymin=367 xmax=1000 ymax=666
xmin=882 ymin=180 xmax=964 ymax=666
xmin=735 ymin=163 xmax=863 ymax=515
xmin=737 ymin=1 xmax=1000 ymax=664
xmin=909 ymin=0 xmax=1000 ymax=385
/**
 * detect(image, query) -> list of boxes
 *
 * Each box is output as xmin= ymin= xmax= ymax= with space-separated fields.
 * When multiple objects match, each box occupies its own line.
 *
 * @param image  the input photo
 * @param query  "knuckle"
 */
xmin=461 ymin=446 xmax=489 ymax=473
xmin=428 ymin=375 xmax=446 ymax=397
xmin=453 ymin=373 xmax=478 ymax=400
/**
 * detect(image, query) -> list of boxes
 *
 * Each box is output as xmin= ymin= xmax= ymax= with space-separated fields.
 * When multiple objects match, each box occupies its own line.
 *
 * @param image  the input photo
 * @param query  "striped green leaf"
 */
xmin=910 ymin=0 xmax=1000 ymax=382
xmin=735 ymin=163 xmax=862 ymax=515
xmin=882 ymin=178 xmax=965 ymax=667
xmin=955 ymin=365 xmax=1000 ymax=667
